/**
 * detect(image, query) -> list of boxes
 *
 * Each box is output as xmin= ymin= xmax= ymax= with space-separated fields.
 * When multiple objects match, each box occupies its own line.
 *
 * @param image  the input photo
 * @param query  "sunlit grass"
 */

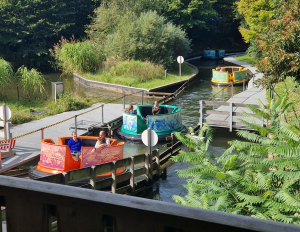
xmin=84 ymin=61 xmax=196 ymax=89
xmin=235 ymin=55 xmax=257 ymax=66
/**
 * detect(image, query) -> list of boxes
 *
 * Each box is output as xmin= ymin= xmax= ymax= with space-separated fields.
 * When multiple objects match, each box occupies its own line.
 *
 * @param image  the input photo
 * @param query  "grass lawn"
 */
xmin=235 ymin=55 xmax=257 ymax=66
xmin=83 ymin=62 xmax=196 ymax=89
xmin=0 ymin=94 xmax=98 ymax=125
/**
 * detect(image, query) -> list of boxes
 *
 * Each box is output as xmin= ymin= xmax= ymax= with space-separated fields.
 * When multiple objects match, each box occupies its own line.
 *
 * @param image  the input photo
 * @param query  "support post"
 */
xmin=229 ymin=102 xmax=233 ymax=132
xmin=3 ymin=104 xmax=6 ymax=140
xmin=101 ymin=104 xmax=104 ymax=125
xmin=111 ymin=161 xmax=116 ymax=193
xmin=155 ymin=148 xmax=161 ymax=176
xmin=41 ymin=128 xmax=44 ymax=140
xmin=222 ymin=89 xmax=224 ymax=102
xmin=90 ymin=166 xmax=96 ymax=190
xmin=130 ymin=157 xmax=135 ymax=192
xmin=74 ymin=115 xmax=77 ymax=134
xmin=199 ymin=100 xmax=203 ymax=128
xmin=179 ymin=63 xmax=181 ymax=81
xmin=145 ymin=153 xmax=149 ymax=183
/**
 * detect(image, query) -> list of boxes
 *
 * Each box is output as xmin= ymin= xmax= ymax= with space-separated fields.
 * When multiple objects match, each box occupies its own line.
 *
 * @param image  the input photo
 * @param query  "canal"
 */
xmin=16 ymin=58 xmax=245 ymax=203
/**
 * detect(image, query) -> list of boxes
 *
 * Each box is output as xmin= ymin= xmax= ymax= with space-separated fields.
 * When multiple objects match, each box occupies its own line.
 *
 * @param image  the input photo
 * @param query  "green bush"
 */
xmin=51 ymin=39 xmax=105 ymax=74
xmin=0 ymin=58 xmax=13 ymax=90
xmin=49 ymin=93 xmax=90 ymax=113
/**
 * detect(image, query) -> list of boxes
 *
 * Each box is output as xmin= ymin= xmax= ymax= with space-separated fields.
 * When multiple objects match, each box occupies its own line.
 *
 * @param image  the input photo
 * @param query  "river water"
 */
xmin=19 ymin=58 xmax=244 ymax=203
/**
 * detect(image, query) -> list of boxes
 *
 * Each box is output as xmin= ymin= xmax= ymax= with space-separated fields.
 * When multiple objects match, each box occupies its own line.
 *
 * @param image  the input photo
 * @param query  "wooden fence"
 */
xmin=199 ymin=101 xmax=263 ymax=132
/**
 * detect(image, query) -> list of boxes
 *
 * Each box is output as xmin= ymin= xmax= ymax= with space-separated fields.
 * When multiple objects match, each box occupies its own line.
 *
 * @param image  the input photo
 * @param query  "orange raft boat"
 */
xmin=33 ymin=136 xmax=125 ymax=178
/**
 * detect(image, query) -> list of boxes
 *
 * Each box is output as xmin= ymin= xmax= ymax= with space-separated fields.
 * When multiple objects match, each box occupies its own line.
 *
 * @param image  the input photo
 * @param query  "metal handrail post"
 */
xmin=41 ymin=128 xmax=44 ymax=140
xmin=222 ymin=89 xmax=224 ymax=102
xmin=123 ymin=95 xmax=125 ymax=109
xmin=102 ymin=104 xmax=104 ymax=125
xmin=229 ymin=102 xmax=233 ymax=132
xmin=75 ymin=115 xmax=77 ymax=134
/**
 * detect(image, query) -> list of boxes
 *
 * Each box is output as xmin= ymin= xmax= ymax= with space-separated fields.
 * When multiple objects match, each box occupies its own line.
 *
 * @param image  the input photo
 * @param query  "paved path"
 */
xmin=204 ymin=56 xmax=266 ymax=128
xmin=0 ymin=103 xmax=132 ymax=170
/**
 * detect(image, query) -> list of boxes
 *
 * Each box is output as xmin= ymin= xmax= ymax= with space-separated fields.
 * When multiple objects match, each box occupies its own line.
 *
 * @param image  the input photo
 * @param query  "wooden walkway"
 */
xmin=199 ymin=101 xmax=263 ymax=131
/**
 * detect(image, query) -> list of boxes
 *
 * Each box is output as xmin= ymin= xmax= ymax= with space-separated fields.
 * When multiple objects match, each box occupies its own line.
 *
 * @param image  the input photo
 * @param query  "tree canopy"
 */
xmin=255 ymin=0 xmax=300 ymax=89
xmin=236 ymin=0 xmax=275 ymax=43
xmin=0 ymin=0 xmax=99 ymax=67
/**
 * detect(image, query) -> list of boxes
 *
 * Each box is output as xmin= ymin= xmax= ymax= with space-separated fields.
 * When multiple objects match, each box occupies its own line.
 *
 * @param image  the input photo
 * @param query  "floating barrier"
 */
xmin=202 ymin=49 xmax=225 ymax=60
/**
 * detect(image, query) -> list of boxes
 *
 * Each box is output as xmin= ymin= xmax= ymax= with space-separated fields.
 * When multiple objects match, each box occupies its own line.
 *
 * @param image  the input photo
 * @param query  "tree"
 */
xmin=104 ymin=11 xmax=191 ymax=68
xmin=86 ymin=0 xmax=165 ymax=41
xmin=163 ymin=0 xmax=216 ymax=32
xmin=255 ymin=0 xmax=300 ymax=89
xmin=235 ymin=0 xmax=275 ymax=43
xmin=172 ymin=96 xmax=300 ymax=225
xmin=0 ymin=0 xmax=99 ymax=67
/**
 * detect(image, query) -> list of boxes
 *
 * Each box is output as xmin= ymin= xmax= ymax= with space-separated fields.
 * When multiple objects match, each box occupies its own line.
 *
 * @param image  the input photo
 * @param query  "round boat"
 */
xmin=202 ymin=49 xmax=225 ymax=60
xmin=29 ymin=136 xmax=125 ymax=179
xmin=211 ymin=66 xmax=249 ymax=86
xmin=116 ymin=104 xmax=185 ymax=143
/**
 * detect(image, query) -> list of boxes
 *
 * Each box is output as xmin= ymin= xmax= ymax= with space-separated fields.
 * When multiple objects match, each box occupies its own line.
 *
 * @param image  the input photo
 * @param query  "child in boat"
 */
xmin=92 ymin=137 xmax=106 ymax=153
xmin=121 ymin=104 xmax=135 ymax=114
xmin=216 ymin=66 xmax=221 ymax=71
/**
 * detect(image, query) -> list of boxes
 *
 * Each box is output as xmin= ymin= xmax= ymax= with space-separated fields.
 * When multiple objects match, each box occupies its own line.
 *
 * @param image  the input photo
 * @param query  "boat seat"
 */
xmin=140 ymin=106 xmax=153 ymax=118
xmin=225 ymin=68 xmax=233 ymax=74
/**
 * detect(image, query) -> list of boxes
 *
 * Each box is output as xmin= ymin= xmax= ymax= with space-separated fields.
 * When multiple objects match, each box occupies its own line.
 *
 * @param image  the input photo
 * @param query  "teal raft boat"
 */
xmin=116 ymin=104 xmax=184 ymax=142
xmin=202 ymin=49 xmax=225 ymax=60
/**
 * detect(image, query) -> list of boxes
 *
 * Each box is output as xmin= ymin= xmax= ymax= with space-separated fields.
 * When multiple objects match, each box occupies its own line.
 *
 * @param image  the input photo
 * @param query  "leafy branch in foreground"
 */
xmin=172 ymin=96 xmax=300 ymax=225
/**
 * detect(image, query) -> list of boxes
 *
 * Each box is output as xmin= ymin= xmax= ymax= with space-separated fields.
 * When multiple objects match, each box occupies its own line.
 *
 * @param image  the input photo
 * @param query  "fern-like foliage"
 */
xmin=173 ymin=96 xmax=300 ymax=225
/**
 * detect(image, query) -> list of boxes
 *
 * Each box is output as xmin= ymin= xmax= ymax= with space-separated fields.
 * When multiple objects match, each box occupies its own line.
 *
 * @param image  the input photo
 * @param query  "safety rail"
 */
xmin=0 ymin=90 xmax=144 ymax=144
xmin=199 ymin=101 xmax=262 ymax=132
xmin=1 ymin=174 xmax=298 ymax=232
xmin=1 ymin=79 xmax=189 ymax=144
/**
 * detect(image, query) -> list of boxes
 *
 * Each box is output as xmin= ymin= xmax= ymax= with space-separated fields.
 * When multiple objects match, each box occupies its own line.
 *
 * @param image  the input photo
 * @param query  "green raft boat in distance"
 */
xmin=116 ymin=104 xmax=184 ymax=143
xmin=211 ymin=66 xmax=249 ymax=86
xmin=202 ymin=49 xmax=225 ymax=60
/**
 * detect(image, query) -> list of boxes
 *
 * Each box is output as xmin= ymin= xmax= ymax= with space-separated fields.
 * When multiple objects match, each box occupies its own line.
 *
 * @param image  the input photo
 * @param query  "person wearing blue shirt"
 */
xmin=67 ymin=131 xmax=82 ymax=153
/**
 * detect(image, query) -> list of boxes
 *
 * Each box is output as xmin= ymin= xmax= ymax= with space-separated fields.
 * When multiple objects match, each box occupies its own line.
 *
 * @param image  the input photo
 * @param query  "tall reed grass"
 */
xmin=51 ymin=38 xmax=105 ymax=74
xmin=15 ymin=66 xmax=45 ymax=99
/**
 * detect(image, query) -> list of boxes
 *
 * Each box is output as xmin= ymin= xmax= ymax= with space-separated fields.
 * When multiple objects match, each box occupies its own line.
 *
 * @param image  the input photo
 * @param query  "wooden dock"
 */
xmin=199 ymin=100 xmax=264 ymax=131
